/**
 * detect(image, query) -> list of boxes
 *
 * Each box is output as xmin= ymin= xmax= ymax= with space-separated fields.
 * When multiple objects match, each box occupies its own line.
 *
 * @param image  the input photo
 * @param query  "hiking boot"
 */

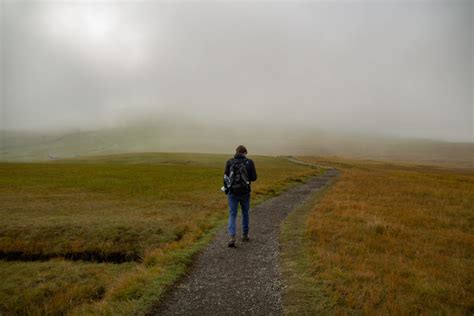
xmin=228 ymin=236 xmax=236 ymax=248
xmin=242 ymin=234 xmax=250 ymax=242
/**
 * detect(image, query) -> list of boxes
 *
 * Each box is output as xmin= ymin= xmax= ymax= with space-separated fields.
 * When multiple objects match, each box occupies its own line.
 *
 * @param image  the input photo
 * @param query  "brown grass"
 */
xmin=282 ymin=156 xmax=474 ymax=314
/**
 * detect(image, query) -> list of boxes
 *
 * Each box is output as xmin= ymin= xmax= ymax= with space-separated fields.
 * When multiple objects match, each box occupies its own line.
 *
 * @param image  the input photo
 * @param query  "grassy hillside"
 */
xmin=2 ymin=125 xmax=473 ymax=168
xmin=0 ymin=152 xmax=320 ymax=315
xmin=281 ymin=157 xmax=474 ymax=314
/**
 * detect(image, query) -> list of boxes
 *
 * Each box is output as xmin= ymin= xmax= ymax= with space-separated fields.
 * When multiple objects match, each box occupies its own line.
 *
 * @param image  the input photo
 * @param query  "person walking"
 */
xmin=223 ymin=145 xmax=257 ymax=247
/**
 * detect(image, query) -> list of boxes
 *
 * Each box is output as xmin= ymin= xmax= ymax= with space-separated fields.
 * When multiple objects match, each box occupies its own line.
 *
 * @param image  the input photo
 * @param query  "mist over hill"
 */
xmin=1 ymin=1 xmax=472 ymax=146
xmin=1 ymin=1 xmax=472 ymax=166
xmin=1 ymin=116 xmax=472 ymax=168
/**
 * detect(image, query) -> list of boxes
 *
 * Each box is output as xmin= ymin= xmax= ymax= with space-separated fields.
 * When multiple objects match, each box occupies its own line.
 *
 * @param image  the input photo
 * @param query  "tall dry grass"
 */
xmin=283 ymin=157 xmax=473 ymax=314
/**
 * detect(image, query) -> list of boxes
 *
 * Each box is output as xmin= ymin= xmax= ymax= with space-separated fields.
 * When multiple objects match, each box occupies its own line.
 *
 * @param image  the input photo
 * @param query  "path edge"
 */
xmin=280 ymin=159 xmax=340 ymax=315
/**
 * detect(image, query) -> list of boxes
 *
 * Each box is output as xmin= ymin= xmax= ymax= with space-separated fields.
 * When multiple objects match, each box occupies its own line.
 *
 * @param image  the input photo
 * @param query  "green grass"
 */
xmin=0 ymin=260 xmax=134 ymax=315
xmin=281 ymin=157 xmax=474 ymax=314
xmin=0 ymin=152 xmax=319 ymax=315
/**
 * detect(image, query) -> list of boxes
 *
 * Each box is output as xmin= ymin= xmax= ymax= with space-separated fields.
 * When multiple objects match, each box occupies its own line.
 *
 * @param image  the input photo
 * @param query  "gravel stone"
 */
xmin=150 ymin=168 xmax=339 ymax=316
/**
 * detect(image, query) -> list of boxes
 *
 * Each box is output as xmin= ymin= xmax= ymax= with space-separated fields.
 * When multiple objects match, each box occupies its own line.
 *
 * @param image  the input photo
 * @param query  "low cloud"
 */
xmin=1 ymin=0 xmax=472 ymax=142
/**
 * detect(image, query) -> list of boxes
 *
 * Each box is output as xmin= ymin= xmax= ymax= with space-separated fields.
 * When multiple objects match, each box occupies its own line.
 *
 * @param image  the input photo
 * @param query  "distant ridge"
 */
xmin=1 ymin=122 xmax=472 ymax=168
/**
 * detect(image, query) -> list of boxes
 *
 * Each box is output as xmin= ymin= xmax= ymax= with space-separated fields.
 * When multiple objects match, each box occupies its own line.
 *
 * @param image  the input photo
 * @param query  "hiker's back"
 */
xmin=224 ymin=145 xmax=257 ymax=247
xmin=228 ymin=157 xmax=250 ymax=195
xmin=224 ymin=154 xmax=257 ymax=195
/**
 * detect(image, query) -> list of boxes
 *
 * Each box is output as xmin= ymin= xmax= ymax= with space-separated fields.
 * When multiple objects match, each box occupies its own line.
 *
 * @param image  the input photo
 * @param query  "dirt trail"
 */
xmin=151 ymin=165 xmax=339 ymax=315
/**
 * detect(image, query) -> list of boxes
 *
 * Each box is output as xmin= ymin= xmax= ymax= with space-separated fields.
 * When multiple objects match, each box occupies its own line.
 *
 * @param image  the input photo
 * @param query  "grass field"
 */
xmin=281 ymin=157 xmax=474 ymax=314
xmin=0 ymin=152 xmax=319 ymax=315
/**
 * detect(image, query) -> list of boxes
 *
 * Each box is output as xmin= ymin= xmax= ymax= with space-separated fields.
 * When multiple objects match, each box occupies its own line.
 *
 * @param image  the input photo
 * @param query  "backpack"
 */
xmin=228 ymin=159 xmax=250 ymax=195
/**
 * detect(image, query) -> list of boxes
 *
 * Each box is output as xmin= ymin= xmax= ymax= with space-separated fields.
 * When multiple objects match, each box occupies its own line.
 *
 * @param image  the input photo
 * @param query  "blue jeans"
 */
xmin=227 ymin=193 xmax=250 ymax=237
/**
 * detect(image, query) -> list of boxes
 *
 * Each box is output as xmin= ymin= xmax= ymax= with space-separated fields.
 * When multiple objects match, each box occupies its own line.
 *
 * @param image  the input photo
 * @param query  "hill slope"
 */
xmin=1 ymin=121 xmax=472 ymax=168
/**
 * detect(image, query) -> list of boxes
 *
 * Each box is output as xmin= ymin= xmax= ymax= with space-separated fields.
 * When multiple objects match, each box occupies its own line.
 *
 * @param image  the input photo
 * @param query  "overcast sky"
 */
xmin=0 ymin=0 xmax=472 ymax=142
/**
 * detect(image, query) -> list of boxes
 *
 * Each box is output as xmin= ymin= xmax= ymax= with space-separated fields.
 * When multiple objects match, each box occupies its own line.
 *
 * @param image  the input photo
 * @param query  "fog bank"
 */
xmin=1 ymin=0 xmax=473 ymax=142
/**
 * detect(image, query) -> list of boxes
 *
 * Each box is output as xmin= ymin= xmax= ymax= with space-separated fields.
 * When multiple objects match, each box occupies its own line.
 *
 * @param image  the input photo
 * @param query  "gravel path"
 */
xmin=151 ymin=166 xmax=339 ymax=316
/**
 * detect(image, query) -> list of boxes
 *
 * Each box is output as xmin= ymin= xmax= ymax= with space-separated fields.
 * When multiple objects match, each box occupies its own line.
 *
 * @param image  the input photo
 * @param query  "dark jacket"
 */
xmin=224 ymin=153 xmax=257 ymax=192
